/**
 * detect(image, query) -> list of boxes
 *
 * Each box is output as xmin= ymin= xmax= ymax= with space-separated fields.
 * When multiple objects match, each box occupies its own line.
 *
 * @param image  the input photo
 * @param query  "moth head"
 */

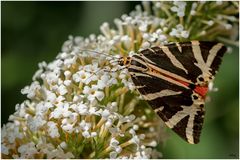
xmin=118 ymin=57 xmax=131 ymax=66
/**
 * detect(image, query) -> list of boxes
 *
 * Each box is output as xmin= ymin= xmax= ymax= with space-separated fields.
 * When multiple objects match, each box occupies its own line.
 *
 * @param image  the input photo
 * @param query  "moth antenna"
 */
xmin=103 ymin=65 xmax=127 ymax=73
xmin=79 ymin=49 xmax=115 ymax=61
xmin=78 ymin=49 xmax=126 ymax=82
xmin=109 ymin=59 xmax=121 ymax=65
xmin=83 ymin=68 xmax=102 ymax=83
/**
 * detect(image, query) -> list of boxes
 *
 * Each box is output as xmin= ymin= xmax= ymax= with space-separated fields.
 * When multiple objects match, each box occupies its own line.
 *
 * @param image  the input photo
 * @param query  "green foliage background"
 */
xmin=2 ymin=1 xmax=239 ymax=159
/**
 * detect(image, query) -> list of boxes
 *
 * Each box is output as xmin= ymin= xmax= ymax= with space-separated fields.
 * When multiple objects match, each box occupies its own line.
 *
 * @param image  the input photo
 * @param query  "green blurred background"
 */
xmin=2 ymin=1 xmax=239 ymax=159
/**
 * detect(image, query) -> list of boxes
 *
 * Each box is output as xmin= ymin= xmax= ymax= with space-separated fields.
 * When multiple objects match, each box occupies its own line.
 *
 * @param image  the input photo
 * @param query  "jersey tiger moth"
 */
xmin=117 ymin=41 xmax=226 ymax=144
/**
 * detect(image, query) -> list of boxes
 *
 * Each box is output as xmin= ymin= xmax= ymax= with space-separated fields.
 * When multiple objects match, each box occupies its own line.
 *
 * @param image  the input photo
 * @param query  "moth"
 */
xmin=117 ymin=41 xmax=226 ymax=144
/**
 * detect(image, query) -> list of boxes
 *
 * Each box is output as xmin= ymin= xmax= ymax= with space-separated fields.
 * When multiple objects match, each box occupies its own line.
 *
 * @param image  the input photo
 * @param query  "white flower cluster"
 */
xmin=2 ymin=1 xmax=238 ymax=159
xmin=2 ymin=38 xmax=161 ymax=158
xmin=170 ymin=24 xmax=189 ymax=39
xmin=170 ymin=1 xmax=187 ymax=17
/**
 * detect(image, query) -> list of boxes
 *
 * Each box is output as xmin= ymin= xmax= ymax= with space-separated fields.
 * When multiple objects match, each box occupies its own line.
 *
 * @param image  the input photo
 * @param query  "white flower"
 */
xmin=89 ymin=107 xmax=102 ymax=115
xmin=58 ymin=84 xmax=68 ymax=95
xmin=28 ymin=115 xmax=46 ymax=132
xmin=84 ymin=62 xmax=99 ymax=73
xmin=91 ymin=132 xmax=97 ymax=137
xmin=72 ymin=70 xmax=92 ymax=84
xmin=208 ymin=81 xmax=219 ymax=92
xmin=63 ymin=80 xmax=72 ymax=86
xmin=100 ymin=22 xmax=111 ymax=39
xmin=121 ymin=35 xmax=132 ymax=49
xmin=72 ymin=95 xmax=83 ymax=102
xmin=2 ymin=124 xmax=23 ymax=143
xmin=70 ymin=103 xmax=89 ymax=115
xmin=47 ymin=121 xmax=60 ymax=138
xmin=142 ymin=41 xmax=151 ymax=49
xmin=105 ymin=119 xmax=113 ymax=127
xmin=101 ymin=109 xmax=111 ymax=119
xmin=63 ymin=56 xmax=77 ymax=68
xmin=171 ymin=1 xmax=187 ymax=17
xmin=14 ymin=103 xmax=27 ymax=118
xmin=97 ymin=74 xmax=110 ymax=89
xmin=139 ymin=23 xmax=148 ymax=32
xmin=21 ymin=81 xmax=41 ymax=99
xmin=148 ymin=141 xmax=157 ymax=147
xmin=207 ymin=20 xmax=214 ymax=26
xmin=61 ymin=123 xmax=74 ymax=133
xmin=79 ymin=120 xmax=93 ymax=138
xmin=190 ymin=2 xmax=197 ymax=15
xmin=224 ymin=23 xmax=232 ymax=30
xmin=133 ymin=124 xmax=139 ymax=130
xmin=36 ymin=102 xmax=53 ymax=115
xmin=79 ymin=120 xmax=91 ymax=131
xmin=82 ymin=130 xmax=91 ymax=138
xmin=143 ymin=29 xmax=167 ymax=44
xmin=50 ymin=102 xmax=72 ymax=119
xmin=45 ymin=146 xmax=74 ymax=159
xmin=42 ymin=71 xmax=60 ymax=84
xmin=169 ymin=24 xmax=189 ymax=39
xmin=43 ymin=89 xmax=57 ymax=103
xmin=83 ymin=85 xmax=105 ymax=101
xmin=64 ymin=70 xmax=72 ymax=79
xmin=110 ymin=151 xmax=118 ymax=159
xmin=47 ymin=59 xmax=63 ymax=71
xmin=59 ymin=142 xmax=68 ymax=149
xmin=115 ymin=146 xmax=122 ymax=153
xmin=181 ymin=30 xmax=189 ymax=38
xmin=1 ymin=144 xmax=9 ymax=155
xmin=130 ymin=135 xmax=140 ymax=145
xmin=110 ymin=137 xmax=119 ymax=148
xmin=61 ymin=113 xmax=78 ymax=133
xmin=107 ymin=102 xmax=118 ymax=112
xmin=18 ymin=142 xmax=38 ymax=158
xmin=109 ymin=137 xmax=122 ymax=156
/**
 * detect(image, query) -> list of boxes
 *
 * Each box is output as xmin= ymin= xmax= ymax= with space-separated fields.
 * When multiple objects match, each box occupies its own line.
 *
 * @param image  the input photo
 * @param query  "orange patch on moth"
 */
xmin=176 ymin=79 xmax=208 ymax=97
xmin=194 ymin=86 xmax=208 ymax=97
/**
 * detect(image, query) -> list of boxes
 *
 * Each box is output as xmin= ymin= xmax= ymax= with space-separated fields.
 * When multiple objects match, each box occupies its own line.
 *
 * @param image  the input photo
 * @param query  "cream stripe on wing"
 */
xmin=191 ymin=41 xmax=210 ymax=74
xmin=142 ymin=90 xmax=182 ymax=100
xmin=165 ymin=105 xmax=199 ymax=128
xmin=206 ymin=43 xmax=223 ymax=67
xmin=146 ymin=70 xmax=188 ymax=89
xmin=176 ymin=42 xmax=182 ymax=53
xmin=128 ymin=65 xmax=147 ymax=72
xmin=191 ymin=41 xmax=205 ymax=64
xmin=154 ymin=106 xmax=164 ymax=113
xmin=161 ymin=46 xmax=188 ymax=74
xmin=129 ymin=72 xmax=152 ymax=78
xmin=185 ymin=114 xmax=195 ymax=144
xmin=131 ymin=55 xmax=192 ymax=87
xmin=165 ymin=104 xmax=200 ymax=143
xmin=135 ymin=85 xmax=146 ymax=89
xmin=147 ymin=48 xmax=156 ymax=53
xmin=131 ymin=56 xmax=149 ymax=66
xmin=132 ymin=55 xmax=157 ymax=66
xmin=137 ymin=54 xmax=191 ymax=83
xmin=165 ymin=111 xmax=188 ymax=129
xmin=147 ymin=62 xmax=192 ymax=84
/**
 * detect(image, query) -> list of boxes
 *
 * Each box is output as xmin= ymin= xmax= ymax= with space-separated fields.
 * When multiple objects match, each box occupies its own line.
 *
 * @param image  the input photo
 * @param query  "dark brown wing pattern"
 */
xmin=126 ymin=41 xmax=226 ymax=144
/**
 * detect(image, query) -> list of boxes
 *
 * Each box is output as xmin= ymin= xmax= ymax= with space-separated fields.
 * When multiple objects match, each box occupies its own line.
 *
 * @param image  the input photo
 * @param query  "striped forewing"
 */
xmin=126 ymin=41 xmax=226 ymax=144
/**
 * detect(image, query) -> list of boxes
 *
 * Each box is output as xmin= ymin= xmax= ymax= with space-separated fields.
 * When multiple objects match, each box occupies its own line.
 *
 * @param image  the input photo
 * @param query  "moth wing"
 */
xmin=127 ymin=41 xmax=226 ymax=144
xmin=129 ymin=70 xmax=204 ymax=144
xmin=139 ymin=41 xmax=226 ymax=85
